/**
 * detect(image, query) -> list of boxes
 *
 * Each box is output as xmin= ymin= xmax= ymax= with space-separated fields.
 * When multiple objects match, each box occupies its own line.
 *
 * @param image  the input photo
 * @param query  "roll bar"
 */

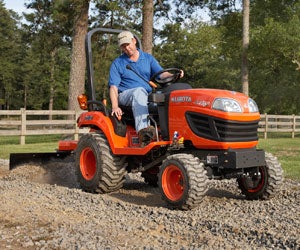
xmin=85 ymin=28 xmax=142 ymax=106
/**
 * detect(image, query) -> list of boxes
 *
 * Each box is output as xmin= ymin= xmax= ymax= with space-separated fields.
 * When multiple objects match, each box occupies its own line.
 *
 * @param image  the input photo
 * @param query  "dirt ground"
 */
xmin=0 ymin=158 xmax=299 ymax=249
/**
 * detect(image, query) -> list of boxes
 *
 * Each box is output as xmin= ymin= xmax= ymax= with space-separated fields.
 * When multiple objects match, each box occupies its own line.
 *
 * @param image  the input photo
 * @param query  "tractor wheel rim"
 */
xmin=248 ymin=167 xmax=265 ymax=193
xmin=162 ymin=165 xmax=184 ymax=201
xmin=80 ymin=147 xmax=96 ymax=180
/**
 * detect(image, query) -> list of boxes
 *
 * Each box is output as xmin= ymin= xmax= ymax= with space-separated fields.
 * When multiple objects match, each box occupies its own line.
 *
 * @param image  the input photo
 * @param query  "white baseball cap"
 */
xmin=118 ymin=31 xmax=134 ymax=46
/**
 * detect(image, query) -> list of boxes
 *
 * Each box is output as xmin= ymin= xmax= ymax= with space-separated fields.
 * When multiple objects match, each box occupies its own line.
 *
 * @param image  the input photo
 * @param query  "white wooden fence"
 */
xmin=0 ymin=109 xmax=299 ymax=144
xmin=0 ymin=108 xmax=88 ymax=144
xmin=259 ymin=113 xmax=300 ymax=139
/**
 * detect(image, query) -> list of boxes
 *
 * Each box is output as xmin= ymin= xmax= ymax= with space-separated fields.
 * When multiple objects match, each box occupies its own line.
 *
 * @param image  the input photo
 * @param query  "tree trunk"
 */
xmin=68 ymin=0 xmax=90 ymax=112
xmin=242 ymin=0 xmax=250 ymax=96
xmin=24 ymin=84 xmax=27 ymax=110
xmin=142 ymin=0 xmax=154 ymax=54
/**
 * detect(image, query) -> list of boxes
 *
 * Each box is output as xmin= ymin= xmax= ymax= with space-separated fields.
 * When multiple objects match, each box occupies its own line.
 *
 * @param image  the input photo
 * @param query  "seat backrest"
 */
xmin=162 ymin=83 xmax=192 ymax=96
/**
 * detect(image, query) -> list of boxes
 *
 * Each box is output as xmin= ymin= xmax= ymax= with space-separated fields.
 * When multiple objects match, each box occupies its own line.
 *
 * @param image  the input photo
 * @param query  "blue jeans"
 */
xmin=118 ymin=87 xmax=150 ymax=132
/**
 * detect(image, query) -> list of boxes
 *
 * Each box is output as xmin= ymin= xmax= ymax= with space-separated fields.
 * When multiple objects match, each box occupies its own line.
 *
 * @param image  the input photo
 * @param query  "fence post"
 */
xmin=74 ymin=110 xmax=79 ymax=140
xmin=20 ymin=108 xmax=26 ymax=145
xmin=292 ymin=114 xmax=295 ymax=139
xmin=264 ymin=113 xmax=268 ymax=139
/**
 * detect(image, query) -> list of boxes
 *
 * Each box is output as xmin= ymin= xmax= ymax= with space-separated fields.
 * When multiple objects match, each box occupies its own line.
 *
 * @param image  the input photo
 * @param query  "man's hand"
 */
xmin=179 ymin=70 xmax=184 ymax=78
xmin=160 ymin=69 xmax=184 ymax=81
xmin=111 ymin=107 xmax=123 ymax=120
xmin=109 ymin=85 xmax=123 ymax=119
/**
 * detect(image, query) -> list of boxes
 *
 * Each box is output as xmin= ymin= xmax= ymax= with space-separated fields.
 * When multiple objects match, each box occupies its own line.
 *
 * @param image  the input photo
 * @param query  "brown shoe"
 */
xmin=138 ymin=126 xmax=156 ymax=147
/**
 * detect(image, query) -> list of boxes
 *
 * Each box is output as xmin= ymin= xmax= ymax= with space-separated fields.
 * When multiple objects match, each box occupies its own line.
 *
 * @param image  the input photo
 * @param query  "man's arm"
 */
xmin=149 ymin=54 xmax=184 ymax=79
xmin=109 ymin=85 xmax=123 ymax=117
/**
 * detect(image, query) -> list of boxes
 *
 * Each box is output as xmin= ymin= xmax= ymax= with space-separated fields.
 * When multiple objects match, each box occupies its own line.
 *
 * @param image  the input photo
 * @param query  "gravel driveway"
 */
xmin=0 ymin=158 xmax=299 ymax=249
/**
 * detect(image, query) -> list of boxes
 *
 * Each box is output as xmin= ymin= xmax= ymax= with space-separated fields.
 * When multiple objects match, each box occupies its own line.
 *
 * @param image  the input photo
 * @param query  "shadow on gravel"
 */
xmin=110 ymin=181 xmax=166 ymax=208
xmin=206 ymin=187 xmax=244 ymax=200
xmin=110 ymin=179 xmax=245 ymax=207
xmin=110 ymin=182 xmax=246 ymax=208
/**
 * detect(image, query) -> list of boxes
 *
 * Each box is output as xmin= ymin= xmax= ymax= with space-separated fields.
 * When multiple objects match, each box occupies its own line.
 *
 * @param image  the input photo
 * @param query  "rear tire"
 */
xmin=75 ymin=132 xmax=127 ymax=193
xmin=237 ymin=152 xmax=283 ymax=200
xmin=158 ymin=154 xmax=208 ymax=210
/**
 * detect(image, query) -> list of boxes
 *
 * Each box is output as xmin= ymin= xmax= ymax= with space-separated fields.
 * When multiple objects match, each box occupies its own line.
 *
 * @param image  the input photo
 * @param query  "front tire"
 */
xmin=75 ymin=132 xmax=127 ymax=193
xmin=237 ymin=152 xmax=283 ymax=200
xmin=158 ymin=154 xmax=208 ymax=210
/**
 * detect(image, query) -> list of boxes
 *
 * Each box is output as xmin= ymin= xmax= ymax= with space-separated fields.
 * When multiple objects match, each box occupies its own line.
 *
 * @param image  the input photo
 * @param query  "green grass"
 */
xmin=0 ymin=135 xmax=65 ymax=159
xmin=258 ymin=138 xmax=300 ymax=180
xmin=1 ymin=142 xmax=59 ymax=159
xmin=0 ymin=135 xmax=299 ymax=180
xmin=0 ymin=134 xmax=63 ymax=145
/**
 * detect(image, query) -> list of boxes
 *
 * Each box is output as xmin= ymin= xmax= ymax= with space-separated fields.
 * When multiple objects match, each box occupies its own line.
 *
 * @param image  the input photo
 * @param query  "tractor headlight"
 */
xmin=248 ymin=98 xmax=259 ymax=113
xmin=212 ymin=98 xmax=242 ymax=112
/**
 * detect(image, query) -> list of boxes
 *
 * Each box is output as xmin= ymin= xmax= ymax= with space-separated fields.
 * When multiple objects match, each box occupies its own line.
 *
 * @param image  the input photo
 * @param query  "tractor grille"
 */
xmin=185 ymin=112 xmax=259 ymax=142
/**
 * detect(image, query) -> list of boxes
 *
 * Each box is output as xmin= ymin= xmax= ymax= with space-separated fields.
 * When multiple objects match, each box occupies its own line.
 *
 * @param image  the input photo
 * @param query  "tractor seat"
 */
xmin=119 ymin=104 xmax=158 ymax=127
xmin=119 ymin=92 xmax=165 ymax=127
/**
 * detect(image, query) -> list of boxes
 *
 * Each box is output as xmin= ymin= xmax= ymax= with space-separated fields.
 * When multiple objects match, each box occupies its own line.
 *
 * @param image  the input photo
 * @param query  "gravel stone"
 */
xmin=0 ymin=158 xmax=299 ymax=249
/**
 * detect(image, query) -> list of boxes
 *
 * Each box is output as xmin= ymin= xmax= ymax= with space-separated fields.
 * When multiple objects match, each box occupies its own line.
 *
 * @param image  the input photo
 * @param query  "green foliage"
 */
xmin=249 ymin=17 xmax=300 ymax=114
xmin=154 ymin=0 xmax=300 ymax=115
xmin=93 ymin=0 xmax=143 ymax=30
xmin=0 ymin=2 xmax=22 ymax=109
xmin=251 ymin=0 xmax=300 ymax=24
xmin=154 ymin=21 xmax=241 ymax=90
xmin=0 ymin=0 xmax=299 ymax=115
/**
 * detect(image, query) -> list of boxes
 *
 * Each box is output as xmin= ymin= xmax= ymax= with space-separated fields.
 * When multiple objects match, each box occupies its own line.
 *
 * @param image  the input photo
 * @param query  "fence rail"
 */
xmin=259 ymin=114 xmax=300 ymax=139
xmin=0 ymin=108 xmax=88 ymax=144
xmin=0 ymin=109 xmax=299 ymax=144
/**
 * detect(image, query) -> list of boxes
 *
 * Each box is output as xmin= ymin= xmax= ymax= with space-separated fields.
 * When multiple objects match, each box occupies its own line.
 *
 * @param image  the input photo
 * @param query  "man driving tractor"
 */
xmin=108 ymin=31 xmax=184 ymax=146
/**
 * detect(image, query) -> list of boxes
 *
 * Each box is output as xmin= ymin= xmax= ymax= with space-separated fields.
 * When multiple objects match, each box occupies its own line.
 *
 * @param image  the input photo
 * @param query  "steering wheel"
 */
xmin=150 ymin=68 xmax=181 ymax=87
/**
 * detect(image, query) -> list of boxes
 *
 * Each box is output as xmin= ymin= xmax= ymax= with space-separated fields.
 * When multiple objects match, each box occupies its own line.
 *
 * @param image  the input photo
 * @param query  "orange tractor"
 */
xmin=10 ymin=28 xmax=283 ymax=210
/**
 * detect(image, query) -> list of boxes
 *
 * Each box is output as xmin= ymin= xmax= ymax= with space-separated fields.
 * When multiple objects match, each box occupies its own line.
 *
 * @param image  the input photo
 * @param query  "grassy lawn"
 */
xmin=258 ymin=138 xmax=300 ymax=180
xmin=0 ymin=135 xmax=63 ymax=159
xmin=0 ymin=135 xmax=299 ymax=180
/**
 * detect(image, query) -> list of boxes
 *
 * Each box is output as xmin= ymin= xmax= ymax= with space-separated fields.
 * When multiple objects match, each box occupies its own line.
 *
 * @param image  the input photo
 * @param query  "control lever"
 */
xmin=126 ymin=64 xmax=157 ymax=88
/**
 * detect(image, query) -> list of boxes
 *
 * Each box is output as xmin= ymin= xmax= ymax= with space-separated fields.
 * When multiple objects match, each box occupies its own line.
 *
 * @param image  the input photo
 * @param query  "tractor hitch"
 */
xmin=240 ymin=167 xmax=263 ymax=189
